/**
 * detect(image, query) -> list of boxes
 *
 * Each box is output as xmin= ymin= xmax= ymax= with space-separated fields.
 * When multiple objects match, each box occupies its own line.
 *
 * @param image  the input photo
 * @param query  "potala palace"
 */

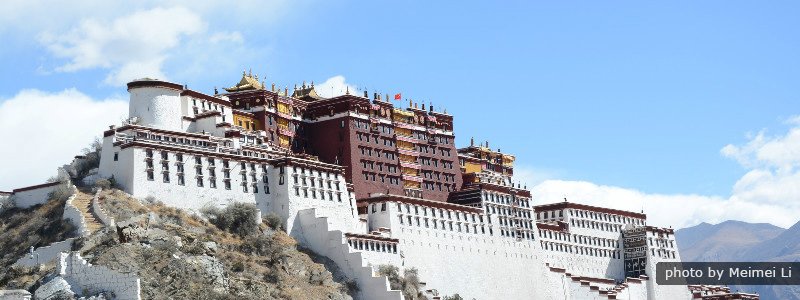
xmin=2 ymin=73 xmax=756 ymax=300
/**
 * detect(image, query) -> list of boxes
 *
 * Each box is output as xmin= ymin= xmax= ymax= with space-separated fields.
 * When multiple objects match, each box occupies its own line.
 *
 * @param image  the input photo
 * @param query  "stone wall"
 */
xmin=56 ymin=252 xmax=141 ymax=300
xmin=91 ymin=189 xmax=115 ymax=227
xmin=13 ymin=238 xmax=76 ymax=268
xmin=11 ymin=182 xmax=62 ymax=209
xmin=62 ymin=186 xmax=89 ymax=236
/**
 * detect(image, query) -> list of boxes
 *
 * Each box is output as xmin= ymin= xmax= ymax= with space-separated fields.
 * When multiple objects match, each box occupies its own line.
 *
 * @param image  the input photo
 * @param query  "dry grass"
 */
xmin=0 ymin=197 xmax=76 ymax=288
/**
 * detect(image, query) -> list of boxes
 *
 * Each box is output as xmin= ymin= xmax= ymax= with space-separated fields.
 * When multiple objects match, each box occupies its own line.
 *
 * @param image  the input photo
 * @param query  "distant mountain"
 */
xmin=743 ymin=221 xmax=800 ymax=262
xmin=676 ymin=220 xmax=784 ymax=262
xmin=677 ymin=220 xmax=800 ymax=300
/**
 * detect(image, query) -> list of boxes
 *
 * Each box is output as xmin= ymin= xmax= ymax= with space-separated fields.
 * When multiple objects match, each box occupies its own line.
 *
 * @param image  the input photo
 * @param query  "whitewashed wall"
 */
xmin=14 ymin=238 xmax=76 ymax=268
xmin=644 ymin=230 xmax=691 ymax=300
xmin=62 ymin=186 xmax=89 ymax=236
xmin=91 ymin=190 xmax=115 ymax=228
xmin=12 ymin=183 xmax=61 ymax=208
xmin=366 ymin=201 xmax=545 ymax=300
xmin=293 ymin=208 xmax=403 ymax=300
xmin=56 ymin=252 xmax=141 ymax=300
xmin=128 ymin=87 xmax=182 ymax=132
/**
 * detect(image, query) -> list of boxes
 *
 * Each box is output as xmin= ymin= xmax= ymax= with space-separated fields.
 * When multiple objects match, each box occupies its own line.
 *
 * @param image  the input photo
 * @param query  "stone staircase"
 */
xmin=295 ymin=208 xmax=404 ymax=300
xmin=72 ymin=191 xmax=103 ymax=234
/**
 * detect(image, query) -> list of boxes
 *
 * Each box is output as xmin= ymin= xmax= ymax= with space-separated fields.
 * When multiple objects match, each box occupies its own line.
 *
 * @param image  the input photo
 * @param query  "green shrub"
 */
xmin=232 ymin=260 xmax=245 ymax=272
xmin=94 ymin=179 xmax=111 ymax=190
xmin=342 ymin=279 xmax=359 ymax=295
xmin=240 ymin=234 xmax=285 ymax=261
xmin=377 ymin=265 xmax=425 ymax=300
xmin=202 ymin=203 xmax=259 ymax=237
xmin=263 ymin=213 xmax=283 ymax=231
xmin=48 ymin=182 xmax=74 ymax=202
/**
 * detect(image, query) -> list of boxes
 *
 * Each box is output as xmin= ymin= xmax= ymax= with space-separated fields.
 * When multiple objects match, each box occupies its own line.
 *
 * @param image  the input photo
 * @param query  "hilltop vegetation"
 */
xmin=0 ymin=192 xmax=76 ymax=289
xmin=0 ymin=187 xmax=355 ymax=299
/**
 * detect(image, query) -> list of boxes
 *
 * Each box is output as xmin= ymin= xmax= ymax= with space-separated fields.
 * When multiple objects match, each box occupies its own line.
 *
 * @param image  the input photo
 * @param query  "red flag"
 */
xmin=394 ymin=93 xmax=402 ymax=100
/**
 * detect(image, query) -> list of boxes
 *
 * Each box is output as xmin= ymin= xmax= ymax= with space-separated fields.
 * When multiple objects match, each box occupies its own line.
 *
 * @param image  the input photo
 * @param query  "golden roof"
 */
xmin=291 ymin=82 xmax=326 ymax=101
xmin=224 ymin=71 xmax=264 ymax=92
xmin=393 ymin=109 xmax=415 ymax=117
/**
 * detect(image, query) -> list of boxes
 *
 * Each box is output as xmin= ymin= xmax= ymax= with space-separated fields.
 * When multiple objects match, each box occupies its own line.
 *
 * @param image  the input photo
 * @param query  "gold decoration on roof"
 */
xmin=224 ymin=70 xmax=265 ymax=92
xmin=291 ymin=81 xmax=326 ymax=101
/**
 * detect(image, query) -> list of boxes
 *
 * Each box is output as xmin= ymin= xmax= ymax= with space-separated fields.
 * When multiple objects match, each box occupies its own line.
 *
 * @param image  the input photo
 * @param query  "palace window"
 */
xmin=178 ymin=175 xmax=185 ymax=186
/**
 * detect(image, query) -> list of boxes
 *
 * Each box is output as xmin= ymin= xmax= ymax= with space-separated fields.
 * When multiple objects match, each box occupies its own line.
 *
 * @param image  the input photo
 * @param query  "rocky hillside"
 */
xmin=0 ymin=188 xmax=356 ymax=299
xmin=677 ymin=220 xmax=800 ymax=300
xmin=0 ymin=193 xmax=75 ymax=289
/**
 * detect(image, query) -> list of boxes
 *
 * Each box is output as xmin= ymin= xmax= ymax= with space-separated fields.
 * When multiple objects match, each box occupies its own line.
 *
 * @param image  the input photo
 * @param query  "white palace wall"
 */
xmin=128 ymin=86 xmax=183 ymax=132
xmin=644 ymin=230 xmax=691 ymax=300
xmin=366 ymin=201 xmax=546 ymax=300
xmin=11 ymin=182 xmax=62 ymax=208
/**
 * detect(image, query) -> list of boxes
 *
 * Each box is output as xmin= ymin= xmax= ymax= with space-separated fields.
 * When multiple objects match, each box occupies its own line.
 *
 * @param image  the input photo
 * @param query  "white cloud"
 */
xmin=0 ymin=89 xmax=127 ymax=191
xmin=0 ymin=1 xmax=295 ymax=87
xmin=316 ymin=75 xmax=359 ymax=98
xmin=512 ymin=165 xmax=564 ymax=187
xmin=40 ymin=6 xmax=205 ymax=85
xmin=524 ymin=116 xmax=800 ymax=229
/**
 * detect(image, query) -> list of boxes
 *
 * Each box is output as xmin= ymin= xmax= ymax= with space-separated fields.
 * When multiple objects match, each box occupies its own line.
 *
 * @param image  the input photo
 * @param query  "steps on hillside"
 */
xmin=72 ymin=191 xmax=103 ymax=234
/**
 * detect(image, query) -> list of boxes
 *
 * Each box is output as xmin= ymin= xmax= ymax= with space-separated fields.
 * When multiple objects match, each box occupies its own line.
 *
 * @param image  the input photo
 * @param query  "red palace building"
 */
xmin=221 ymin=72 xmax=463 ymax=202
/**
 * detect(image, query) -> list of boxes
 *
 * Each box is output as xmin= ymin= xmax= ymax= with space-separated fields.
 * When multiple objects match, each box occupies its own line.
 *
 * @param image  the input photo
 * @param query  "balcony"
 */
xmin=397 ymin=148 xmax=420 ymax=157
xmin=395 ymin=134 xmax=416 ymax=143
xmin=394 ymin=122 xmax=416 ymax=130
xmin=401 ymin=174 xmax=423 ymax=183
xmin=399 ymin=161 xmax=421 ymax=169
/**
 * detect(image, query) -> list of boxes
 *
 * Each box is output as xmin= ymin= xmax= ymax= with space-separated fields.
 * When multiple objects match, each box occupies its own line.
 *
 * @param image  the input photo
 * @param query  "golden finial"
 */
xmin=311 ymin=81 xmax=314 ymax=88
xmin=345 ymin=86 xmax=350 ymax=95
xmin=271 ymin=83 xmax=275 ymax=92
xmin=284 ymin=87 xmax=288 ymax=96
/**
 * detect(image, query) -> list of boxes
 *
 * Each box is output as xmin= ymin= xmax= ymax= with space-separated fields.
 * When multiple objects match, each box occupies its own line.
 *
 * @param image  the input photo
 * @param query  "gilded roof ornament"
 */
xmin=224 ymin=71 xmax=264 ymax=92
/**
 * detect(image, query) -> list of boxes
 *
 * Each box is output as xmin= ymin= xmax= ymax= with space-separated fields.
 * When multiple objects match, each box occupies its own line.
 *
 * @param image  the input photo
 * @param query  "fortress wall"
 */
xmin=538 ymin=248 xmax=624 ymax=280
xmin=57 ymin=252 xmax=141 ymax=300
xmin=91 ymin=189 xmax=115 ymax=227
xmin=14 ymin=238 xmax=76 ymax=268
xmin=125 ymin=148 xmax=259 ymax=210
xmin=644 ymin=229 xmax=690 ymax=300
xmin=367 ymin=201 xmax=546 ymax=300
xmin=274 ymin=166 xmax=357 ymax=234
xmin=11 ymin=182 xmax=62 ymax=208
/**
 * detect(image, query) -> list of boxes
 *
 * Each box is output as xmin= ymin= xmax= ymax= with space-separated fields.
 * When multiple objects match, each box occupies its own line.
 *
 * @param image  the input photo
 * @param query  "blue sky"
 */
xmin=1 ymin=1 xmax=798 ymax=228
